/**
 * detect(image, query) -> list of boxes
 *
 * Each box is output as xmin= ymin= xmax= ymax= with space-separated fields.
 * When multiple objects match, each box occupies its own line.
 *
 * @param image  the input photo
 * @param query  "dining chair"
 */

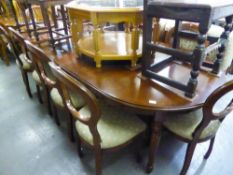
xmin=164 ymin=22 xmax=233 ymax=71
xmin=163 ymin=80 xmax=233 ymax=175
xmin=49 ymin=61 xmax=147 ymax=175
xmin=0 ymin=25 xmax=11 ymax=66
xmin=24 ymin=41 xmax=84 ymax=142
xmin=8 ymin=27 xmax=37 ymax=99
xmin=25 ymin=40 xmax=57 ymax=116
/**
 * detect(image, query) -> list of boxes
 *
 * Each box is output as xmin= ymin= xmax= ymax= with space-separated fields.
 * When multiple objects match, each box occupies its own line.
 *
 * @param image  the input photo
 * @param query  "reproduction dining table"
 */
xmin=52 ymin=51 xmax=233 ymax=173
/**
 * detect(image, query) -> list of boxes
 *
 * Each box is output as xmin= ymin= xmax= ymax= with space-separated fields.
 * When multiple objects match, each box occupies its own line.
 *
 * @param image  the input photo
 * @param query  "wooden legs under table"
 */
xmin=146 ymin=112 xmax=163 ymax=173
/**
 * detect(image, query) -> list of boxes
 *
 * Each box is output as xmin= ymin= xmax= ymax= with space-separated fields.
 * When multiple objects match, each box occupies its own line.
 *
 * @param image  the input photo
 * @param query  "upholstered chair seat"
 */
xmin=32 ymin=64 xmax=55 ymax=85
xmin=163 ymin=109 xmax=221 ymax=140
xmin=15 ymin=53 xmax=31 ymax=70
xmin=50 ymin=88 xmax=85 ymax=108
xmin=76 ymin=102 xmax=146 ymax=149
xmin=32 ymin=70 xmax=41 ymax=85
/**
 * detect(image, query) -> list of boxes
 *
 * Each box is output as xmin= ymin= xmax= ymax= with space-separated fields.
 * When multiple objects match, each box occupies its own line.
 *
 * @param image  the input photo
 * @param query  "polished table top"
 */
xmin=52 ymin=51 xmax=233 ymax=114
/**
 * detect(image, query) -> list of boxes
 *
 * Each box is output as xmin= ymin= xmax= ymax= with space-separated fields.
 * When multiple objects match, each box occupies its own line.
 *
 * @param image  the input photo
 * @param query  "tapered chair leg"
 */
xmin=180 ymin=142 xmax=197 ymax=175
xmin=45 ymin=87 xmax=53 ymax=116
xmin=22 ymin=71 xmax=32 ymax=98
xmin=204 ymin=137 xmax=215 ymax=160
xmin=36 ymin=84 xmax=43 ymax=104
xmin=95 ymin=147 xmax=103 ymax=175
xmin=52 ymin=103 xmax=60 ymax=126
xmin=68 ymin=112 xmax=75 ymax=142
xmin=76 ymin=134 xmax=83 ymax=158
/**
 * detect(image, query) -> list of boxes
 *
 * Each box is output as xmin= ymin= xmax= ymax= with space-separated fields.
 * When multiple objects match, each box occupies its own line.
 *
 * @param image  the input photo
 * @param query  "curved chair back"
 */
xmin=49 ymin=61 xmax=102 ymax=147
xmin=193 ymin=80 xmax=233 ymax=139
xmin=25 ymin=40 xmax=55 ymax=87
xmin=8 ymin=27 xmax=27 ymax=55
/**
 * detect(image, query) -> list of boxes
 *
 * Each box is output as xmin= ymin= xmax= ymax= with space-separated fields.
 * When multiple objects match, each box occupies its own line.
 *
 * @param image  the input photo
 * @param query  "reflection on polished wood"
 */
xmin=53 ymin=52 xmax=233 ymax=114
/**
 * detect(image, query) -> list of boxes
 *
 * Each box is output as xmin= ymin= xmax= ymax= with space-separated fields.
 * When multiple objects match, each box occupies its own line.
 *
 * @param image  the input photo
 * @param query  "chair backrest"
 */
xmin=25 ymin=40 xmax=55 ymax=87
xmin=49 ymin=61 xmax=102 ymax=146
xmin=193 ymin=80 xmax=233 ymax=139
xmin=7 ymin=26 xmax=30 ymax=67
xmin=8 ymin=26 xmax=26 ymax=54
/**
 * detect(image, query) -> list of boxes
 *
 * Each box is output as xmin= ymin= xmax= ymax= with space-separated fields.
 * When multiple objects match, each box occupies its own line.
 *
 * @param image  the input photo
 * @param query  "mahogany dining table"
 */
xmin=49 ymin=50 xmax=233 ymax=173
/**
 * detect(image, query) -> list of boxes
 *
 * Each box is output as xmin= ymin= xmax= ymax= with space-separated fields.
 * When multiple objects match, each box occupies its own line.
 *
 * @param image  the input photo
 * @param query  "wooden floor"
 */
xmin=0 ymin=59 xmax=233 ymax=175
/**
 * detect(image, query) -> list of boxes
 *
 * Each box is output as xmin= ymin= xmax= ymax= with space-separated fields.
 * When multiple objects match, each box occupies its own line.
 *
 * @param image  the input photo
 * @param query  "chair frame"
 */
xmin=49 ymin=61 xmax=145 ymax=175
xmin=164 ymin=80 xmax=233 ymax=175
xmin=8 ymin=27 xmax=35 ymax=99
xmin=25 ymin=40 xmax=55 ymax=115
xmin=0 ymin=25 xmax=11 ymax=66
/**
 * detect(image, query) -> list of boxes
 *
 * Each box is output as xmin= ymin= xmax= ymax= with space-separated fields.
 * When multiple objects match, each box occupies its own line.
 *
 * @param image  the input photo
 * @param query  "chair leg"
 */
xmin=180 ymin=142 xmax=197 ymax=175
xmin=22 ymin=71 xmax=32 ymax=98
xmin=52 ymin=103 xmax=60 ymax=126
xmin=95 ymin=147 xmax=103 ymax=175
xmin=76 ymin=134 xmax=83 ymax=158
xmin=68 ymin=112 xmax=75 ymax=142
xmin=204 ymin=137 xmax=215 ymax=160
xmin=45 ymin=87 xmax=53 ymax=116
xmin=36 ymin=84 xmax=43 ymax=104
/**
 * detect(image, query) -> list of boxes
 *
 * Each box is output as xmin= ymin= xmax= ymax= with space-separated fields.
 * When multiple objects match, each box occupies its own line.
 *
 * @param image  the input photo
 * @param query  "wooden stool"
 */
xmin=142 ymin=0 xmax=233 ymax=98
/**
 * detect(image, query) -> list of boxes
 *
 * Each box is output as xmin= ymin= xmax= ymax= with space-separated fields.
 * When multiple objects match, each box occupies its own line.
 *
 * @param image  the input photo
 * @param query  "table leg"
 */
xmin=146 ymin=112 xmax=163 ymax=173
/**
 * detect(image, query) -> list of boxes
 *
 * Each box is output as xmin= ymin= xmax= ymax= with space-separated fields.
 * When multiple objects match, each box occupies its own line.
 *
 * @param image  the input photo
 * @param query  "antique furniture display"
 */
xmin=142 ymin=0 xmax=233 ymax=98
xmin=66 ymin=0 xmax=143 ymax=68
xmin=163 ymin=80 xmax=233 ymax=175
xmin=17 ymin=0 xmax=72 ymax=51
xmin=49 ymin=61 xmax=146 ymax=175
xmin=53 ymin=50 xmax=233 ymax=174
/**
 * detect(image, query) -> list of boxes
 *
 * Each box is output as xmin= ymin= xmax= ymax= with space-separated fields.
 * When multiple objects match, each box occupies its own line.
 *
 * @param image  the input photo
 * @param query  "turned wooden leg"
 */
xmin=146 ymin=113 xmax=163 ymax=173
xmin=95 ymin=147 xmax=103 ymax=175
xmin=36 ymin=84 xmax=43 ymax=104
xmin=68 ymin=112 xmax=75 ymax=142
xmin=204 ymin=137 xmax=215 ymax=160
xmin=180 ymin=142 xmax=197 ymax=175
xmin=22 ymin=71 xmax=32 ymax=98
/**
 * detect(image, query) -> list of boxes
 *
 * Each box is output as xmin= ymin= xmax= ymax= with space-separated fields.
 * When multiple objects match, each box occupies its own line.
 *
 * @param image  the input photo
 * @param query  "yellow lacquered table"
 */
xmin=66 ymin=0 xmax=143 ymax=68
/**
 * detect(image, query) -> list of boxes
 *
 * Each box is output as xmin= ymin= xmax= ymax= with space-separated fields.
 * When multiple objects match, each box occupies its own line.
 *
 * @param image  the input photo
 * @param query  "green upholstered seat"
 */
xmin=16 ymin=53 xmax=31 ymax=70
xmin=163 ymin=109 xmax=221 ymax=140
xmin=50 ymin=88 xmax=85 ymax=108
xmin=75 ymin=102 xmax=146 ymax=149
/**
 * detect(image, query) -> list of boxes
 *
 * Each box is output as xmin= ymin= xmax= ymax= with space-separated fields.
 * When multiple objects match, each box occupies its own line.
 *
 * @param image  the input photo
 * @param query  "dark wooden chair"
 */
xmin=24 ymin=41 xmax=84 ymax=142
xmin=8 ymin=27 xmax=36 ymax=99
xmin=49 ymin=61 xmax=147 ymax=175
xmin=163 ymin=80 xmax=233 ymax=175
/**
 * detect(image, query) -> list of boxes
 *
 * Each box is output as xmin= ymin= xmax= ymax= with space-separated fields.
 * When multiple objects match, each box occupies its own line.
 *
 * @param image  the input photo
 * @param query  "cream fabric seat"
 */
xmin=163 ymin=109 xmax=221 ymax=140
xmin=75 ymin=102 xmax=146 ymax=149
xmin=32 ymin=70 xmax=41 ymax=85
xmin=50 ymin=88 xmax=85 ymax=108
xmin=15 ymin=53 xmax=31 ymax=70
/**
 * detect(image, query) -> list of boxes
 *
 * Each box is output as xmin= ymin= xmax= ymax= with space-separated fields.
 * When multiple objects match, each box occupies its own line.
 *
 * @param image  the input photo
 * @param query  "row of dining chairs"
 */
xmin=0 ymin=25 xmax=147 ymax=175
xmin=0 ymin=22 xmax=233 ymax=175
